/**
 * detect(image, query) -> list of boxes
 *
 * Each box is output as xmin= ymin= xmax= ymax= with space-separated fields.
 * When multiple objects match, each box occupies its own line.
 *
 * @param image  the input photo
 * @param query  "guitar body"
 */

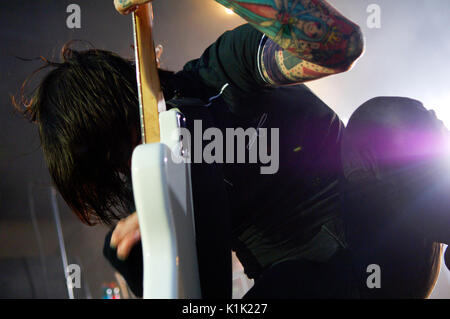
xmin=131 ymin=109 xmax=201 ymax=298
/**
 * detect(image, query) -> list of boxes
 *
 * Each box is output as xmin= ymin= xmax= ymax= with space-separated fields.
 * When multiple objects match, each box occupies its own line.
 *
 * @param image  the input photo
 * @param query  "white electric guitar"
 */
xmin=130 ymin=3 xmax=201 ymax=299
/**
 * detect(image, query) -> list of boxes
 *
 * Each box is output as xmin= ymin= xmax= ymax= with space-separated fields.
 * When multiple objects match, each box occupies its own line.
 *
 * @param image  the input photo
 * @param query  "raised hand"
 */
xmin=110 ymin=212 xmax=141 ymax=260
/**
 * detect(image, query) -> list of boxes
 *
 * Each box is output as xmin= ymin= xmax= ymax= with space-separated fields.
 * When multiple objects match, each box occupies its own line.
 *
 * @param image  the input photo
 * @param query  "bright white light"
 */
xmin=341 ymin=117 xmax=349 ymax=126
xmin=424 ymin=97 xmax=450 ymax=156
xmin=225 ymin=8 xmax=234 ymax=15
xmin=422 ymin=93 xmax=450 ymax=128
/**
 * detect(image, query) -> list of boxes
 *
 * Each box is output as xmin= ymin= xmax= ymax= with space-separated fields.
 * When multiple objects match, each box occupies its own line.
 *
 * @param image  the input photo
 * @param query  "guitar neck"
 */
xmin=132 ymin=4 xmax=166 ymax=144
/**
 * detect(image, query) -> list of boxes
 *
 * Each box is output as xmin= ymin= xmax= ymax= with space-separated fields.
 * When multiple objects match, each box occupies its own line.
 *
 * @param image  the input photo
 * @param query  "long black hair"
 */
xmin=13 ymin=42 xmax=176 ymax=225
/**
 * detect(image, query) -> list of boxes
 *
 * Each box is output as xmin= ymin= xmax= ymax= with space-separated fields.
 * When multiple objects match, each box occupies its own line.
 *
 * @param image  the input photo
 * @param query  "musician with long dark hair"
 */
xmin=14 ymin=0 xmax=449 ymax=298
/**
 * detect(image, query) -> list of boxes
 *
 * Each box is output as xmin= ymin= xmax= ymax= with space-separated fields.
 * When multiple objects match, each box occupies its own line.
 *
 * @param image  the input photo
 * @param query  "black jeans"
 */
xmin=245 ymin=97 xmax=447 ymax=299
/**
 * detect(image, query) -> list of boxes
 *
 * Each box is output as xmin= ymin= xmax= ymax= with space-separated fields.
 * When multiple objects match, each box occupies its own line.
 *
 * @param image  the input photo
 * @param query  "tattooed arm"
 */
xmin=216 ymin=0 xmax=364 ymax=85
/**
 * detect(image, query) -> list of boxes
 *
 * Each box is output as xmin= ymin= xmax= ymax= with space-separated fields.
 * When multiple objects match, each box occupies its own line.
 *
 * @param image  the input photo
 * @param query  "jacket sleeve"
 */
xmin=179 ymin=24 xmax=273 ymax=113
xmin=103 ymin=227 xmax=144 ymax=297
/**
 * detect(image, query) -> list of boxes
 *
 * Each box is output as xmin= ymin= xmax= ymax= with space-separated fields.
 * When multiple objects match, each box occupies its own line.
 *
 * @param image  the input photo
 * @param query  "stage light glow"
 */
xmin=425 ymin=97 xmax=450 ymax=157
xmin=435 ymin=107 xmax=450 ymax=131
xmin=225 ymin=8 xmax=234 ymax=15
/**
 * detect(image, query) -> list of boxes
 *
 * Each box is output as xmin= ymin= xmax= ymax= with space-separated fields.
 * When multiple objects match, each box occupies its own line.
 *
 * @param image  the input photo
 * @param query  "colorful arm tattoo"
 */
xmin=260 ymin=38 xmax=337 ymax=85
xmin=216 ymin=0 xmax=364 ymax=85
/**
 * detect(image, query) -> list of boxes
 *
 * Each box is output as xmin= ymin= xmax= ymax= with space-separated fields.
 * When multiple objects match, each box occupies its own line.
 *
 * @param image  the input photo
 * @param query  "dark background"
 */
xmin=0 ymin=0 xmax=449 ymax=298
